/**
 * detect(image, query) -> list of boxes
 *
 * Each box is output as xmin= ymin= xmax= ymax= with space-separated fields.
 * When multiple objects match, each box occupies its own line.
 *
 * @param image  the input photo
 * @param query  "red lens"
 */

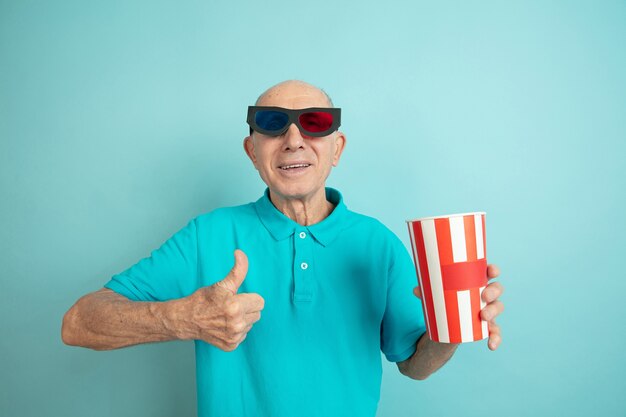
xmin=299 ymin=112 xmax=333 ymax=133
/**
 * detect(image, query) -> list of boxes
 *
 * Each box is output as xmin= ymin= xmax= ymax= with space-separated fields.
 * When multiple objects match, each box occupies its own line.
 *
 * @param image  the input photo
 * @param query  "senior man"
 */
xmin=62 ymin=80 xmax=504 ymax=417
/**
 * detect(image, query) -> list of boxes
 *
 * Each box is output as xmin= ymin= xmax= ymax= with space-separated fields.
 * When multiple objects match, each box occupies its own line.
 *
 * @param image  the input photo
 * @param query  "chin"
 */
xmin=272 ymin=183 xmax=321 ymax=201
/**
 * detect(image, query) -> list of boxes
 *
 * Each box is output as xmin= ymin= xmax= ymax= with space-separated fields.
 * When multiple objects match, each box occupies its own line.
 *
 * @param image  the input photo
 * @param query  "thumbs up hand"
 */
xmin=169 ymin=250 xmax=265 ymax=351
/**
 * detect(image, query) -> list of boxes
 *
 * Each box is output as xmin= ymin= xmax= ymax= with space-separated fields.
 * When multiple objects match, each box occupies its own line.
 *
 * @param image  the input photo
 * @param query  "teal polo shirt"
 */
xmin=105 ymin=188 xmax=426 ymax=417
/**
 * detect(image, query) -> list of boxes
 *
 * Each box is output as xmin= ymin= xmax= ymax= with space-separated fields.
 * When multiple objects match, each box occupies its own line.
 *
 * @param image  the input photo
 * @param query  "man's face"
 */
xmin=243 ymin=83 xmax=346 ymax=204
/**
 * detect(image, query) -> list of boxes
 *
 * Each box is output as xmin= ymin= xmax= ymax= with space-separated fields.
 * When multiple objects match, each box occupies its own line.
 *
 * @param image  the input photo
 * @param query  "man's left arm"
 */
xmin=397 ymin=264 xmax=504 ymax=380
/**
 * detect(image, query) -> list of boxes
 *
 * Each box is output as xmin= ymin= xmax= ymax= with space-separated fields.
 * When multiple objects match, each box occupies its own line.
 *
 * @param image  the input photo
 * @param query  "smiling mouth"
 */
xmin=279 ymin=163 xmax=311 ymax=171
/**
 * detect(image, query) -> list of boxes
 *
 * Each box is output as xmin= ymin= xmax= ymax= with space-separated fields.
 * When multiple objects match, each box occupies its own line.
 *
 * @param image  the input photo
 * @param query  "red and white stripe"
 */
xmin=408 ymin=213 xmax=488 ymax=343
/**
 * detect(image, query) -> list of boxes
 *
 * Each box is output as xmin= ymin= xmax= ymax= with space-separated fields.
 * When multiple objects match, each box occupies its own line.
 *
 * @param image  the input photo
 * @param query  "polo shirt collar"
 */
xmin=254 ymin=187 xmax=348 ymax=247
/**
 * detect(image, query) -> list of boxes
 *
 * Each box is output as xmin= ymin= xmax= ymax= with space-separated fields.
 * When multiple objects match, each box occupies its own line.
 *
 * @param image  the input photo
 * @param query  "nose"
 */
xmin=282 ymin=123 xmax=305 ymax=151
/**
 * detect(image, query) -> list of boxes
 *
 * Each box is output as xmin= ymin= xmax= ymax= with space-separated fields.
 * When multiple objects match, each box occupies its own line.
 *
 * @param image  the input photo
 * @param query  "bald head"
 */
xmin=255 ymin=80 xmax=334 ymax=108
xmin=243 ymin=80 xmax=347 ymax=216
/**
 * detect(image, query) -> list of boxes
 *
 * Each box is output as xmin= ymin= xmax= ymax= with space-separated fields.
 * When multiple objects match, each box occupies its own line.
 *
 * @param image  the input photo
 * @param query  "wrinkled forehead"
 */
xmin=257 ymin=84 xmax=332 ymax=109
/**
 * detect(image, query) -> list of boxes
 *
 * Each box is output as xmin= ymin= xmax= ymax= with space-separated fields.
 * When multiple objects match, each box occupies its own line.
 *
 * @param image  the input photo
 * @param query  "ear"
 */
xmin=332 ymin=131 xmax=346 ymax=167
xmin=243 ymin=135 xmax=258 ymax=168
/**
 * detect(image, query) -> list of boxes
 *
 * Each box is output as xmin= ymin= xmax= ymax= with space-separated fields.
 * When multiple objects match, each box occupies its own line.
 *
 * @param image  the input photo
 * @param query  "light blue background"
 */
xmin=1 ymin=1 xmax=624 ymax=416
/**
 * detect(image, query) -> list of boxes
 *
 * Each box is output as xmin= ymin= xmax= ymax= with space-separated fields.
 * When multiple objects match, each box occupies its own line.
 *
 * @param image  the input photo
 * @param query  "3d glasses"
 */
xmin=247 ymin=106 xmax=341 ymax=137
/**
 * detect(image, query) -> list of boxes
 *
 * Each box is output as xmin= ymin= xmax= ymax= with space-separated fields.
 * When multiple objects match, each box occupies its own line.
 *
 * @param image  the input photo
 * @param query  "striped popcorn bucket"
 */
xmin=407 ymin=213 xmax=489 ymax=344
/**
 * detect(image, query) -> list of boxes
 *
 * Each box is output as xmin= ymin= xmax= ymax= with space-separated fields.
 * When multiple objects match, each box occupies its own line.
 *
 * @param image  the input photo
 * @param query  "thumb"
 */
xmin=219 ymin=249 xmax=249 ymax=294
xmin=413 ymin=286 xmax=423 ymax=300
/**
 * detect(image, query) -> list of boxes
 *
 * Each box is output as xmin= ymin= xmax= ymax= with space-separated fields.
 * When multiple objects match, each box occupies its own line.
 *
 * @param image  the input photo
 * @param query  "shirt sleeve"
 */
xmin=104 ymin=218 xmax=199 ymax=302
xmin=380 ymin=236 xmax=427 ymax=362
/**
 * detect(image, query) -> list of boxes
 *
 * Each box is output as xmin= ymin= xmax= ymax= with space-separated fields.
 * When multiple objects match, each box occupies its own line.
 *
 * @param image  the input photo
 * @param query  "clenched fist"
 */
xmin=168 ymin=250 xmax=265 ymax=351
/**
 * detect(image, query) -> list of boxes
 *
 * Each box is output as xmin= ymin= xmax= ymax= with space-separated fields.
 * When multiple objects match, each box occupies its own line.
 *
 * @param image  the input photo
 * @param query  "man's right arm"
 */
xmin=61 ymin=288 xmax=183 ymax=350
xmin=61 ymin=250 xmax=264 ymax=351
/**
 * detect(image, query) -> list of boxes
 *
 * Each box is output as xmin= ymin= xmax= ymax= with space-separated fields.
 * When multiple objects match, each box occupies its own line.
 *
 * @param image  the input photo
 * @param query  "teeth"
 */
xmin=281 ymin=164 xmax=310 ymax=170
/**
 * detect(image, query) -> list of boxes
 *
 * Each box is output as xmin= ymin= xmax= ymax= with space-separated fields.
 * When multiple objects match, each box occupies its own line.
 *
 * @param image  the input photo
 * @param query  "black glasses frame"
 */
xmin=246 ymin=106 xmax=341 ymax=137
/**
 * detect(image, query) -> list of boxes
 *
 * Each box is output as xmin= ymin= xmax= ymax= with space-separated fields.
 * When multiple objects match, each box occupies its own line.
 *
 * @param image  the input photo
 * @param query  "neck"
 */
xmin=269 ymin=188 xmax=334 ymax=226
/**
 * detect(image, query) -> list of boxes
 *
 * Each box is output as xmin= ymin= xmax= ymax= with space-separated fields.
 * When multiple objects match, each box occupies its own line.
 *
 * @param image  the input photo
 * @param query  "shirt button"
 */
xmin=300 ymin=262 xmax=308 ymax=270
xmin=299 ymin=232 xmax=307 ymax=239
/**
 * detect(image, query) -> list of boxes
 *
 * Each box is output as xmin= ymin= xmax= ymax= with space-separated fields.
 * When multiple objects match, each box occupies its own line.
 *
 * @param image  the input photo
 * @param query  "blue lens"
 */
xmin=255 ymin=110 xmax=289 ymax=132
